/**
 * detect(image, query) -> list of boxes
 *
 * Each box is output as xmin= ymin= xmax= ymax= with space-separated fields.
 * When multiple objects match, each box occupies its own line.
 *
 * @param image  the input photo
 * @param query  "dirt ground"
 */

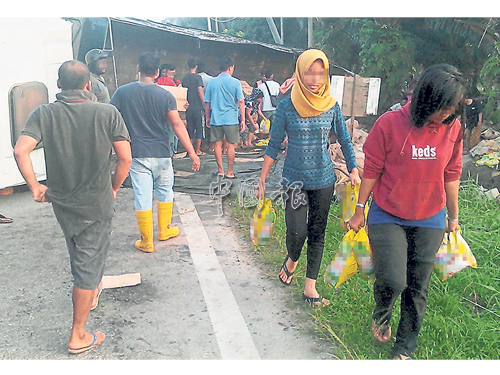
xmin=0 ymin=152 xmax=335 ymax=362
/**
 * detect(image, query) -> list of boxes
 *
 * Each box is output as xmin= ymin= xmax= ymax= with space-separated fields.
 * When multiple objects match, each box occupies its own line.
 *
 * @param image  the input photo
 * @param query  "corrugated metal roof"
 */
xmin=110 ymin=17 xmax=303 ymax=55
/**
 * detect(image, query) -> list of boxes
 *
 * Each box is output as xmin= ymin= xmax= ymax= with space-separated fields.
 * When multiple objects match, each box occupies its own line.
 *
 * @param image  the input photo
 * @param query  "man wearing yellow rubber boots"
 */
xmin=111 ymin=52 xmax=200 ymax=253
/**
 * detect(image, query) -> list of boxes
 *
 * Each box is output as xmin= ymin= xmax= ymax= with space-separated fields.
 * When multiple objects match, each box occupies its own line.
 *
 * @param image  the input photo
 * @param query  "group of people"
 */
xmin=260 ymin=50 xmax=465 ymax=360
xmin=12 ymin=46 xmax=467 ymax=361
xmin=155 ymin=58 xmax=294 ymax=175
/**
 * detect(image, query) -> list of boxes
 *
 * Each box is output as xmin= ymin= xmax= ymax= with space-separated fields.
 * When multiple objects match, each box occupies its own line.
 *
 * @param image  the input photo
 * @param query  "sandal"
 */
xmin=91 ymin=283 xmax=103 ymax=311
xmin=68 ymin=332 xmax=105 ymax=355
xmin=0 ymin=214 xmax=13 ymax=224
xmin=371 ymin=320 xmax=392 ymax=344
xmin=278 ymin=256 xmax=294 ymax=285
xmin=302 ymin=294 xmax=330 ymax=308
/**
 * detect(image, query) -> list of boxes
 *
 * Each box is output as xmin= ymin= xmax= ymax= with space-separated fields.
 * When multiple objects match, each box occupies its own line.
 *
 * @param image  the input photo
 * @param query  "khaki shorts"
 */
xmin=210 ymin=125 xmax=240 ymax=144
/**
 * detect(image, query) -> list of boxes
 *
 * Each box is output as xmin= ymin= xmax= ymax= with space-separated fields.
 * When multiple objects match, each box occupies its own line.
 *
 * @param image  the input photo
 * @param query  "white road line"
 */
xmin=174 ymin=192 xmax=261 ymax=360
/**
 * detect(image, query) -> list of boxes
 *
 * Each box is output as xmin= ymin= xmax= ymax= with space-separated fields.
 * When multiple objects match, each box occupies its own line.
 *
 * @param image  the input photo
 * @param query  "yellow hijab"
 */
xmin=291 ymin=49 xmax=336 ymax=117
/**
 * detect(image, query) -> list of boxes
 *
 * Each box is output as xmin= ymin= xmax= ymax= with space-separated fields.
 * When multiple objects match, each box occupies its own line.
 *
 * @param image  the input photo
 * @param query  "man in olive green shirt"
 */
xmin=14 ymin=60 xmax=132 ymax=355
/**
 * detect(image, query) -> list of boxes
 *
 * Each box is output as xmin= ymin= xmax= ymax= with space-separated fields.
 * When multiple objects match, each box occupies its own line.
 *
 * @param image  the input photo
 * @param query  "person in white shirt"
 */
xmin=197 ymin=61 xmax=213 ymax=95
xmin=258 ymin=70 xmax=280 ymax=129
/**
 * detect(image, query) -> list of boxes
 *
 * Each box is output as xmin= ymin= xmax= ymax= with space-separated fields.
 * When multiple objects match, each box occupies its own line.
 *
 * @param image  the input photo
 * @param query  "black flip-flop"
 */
xmin=224 ymin=174 xmax=238 ymax=179
xmin=302 ymin=294 xmax=330 ymax=308
xmin=278 ymin=256 xmax=294 ymax=285
xmin=0 ymin=214 xmax=13 ymax=224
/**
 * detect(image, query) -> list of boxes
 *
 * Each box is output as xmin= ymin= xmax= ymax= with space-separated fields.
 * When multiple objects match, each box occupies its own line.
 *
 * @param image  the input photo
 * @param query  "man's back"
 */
xmin=110 ymin=82 xmax=177 ymax=158
xmin=21 ymin=90 xmax=129 ymax=220
xmin=258 ymin=80 xmax=280 ymax=111
xmin=205 ymin=73 xmax=244 ymax=126
xmin=182 ymin=73 xmax=203 ymax=110
xmin=199 ymin=72 xmax=213 ymax=95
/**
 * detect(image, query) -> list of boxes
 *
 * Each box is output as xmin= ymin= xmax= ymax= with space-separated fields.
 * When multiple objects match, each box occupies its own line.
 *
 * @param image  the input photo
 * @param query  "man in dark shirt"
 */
xmin=85 ymin=48 xmax=112 ymax=103
xmin=14 ymin=60 xmax=132 ymax=354
xmin=182 ymin=58 xmax=205 ymax=155
xmin=110 ymin=52 xmax=200 ymax=254
xmin=464 ymin=98 xmax=483 ymax=152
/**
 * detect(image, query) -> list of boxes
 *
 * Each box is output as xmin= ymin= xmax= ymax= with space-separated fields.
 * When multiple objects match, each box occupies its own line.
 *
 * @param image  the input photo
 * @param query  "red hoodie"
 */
xmin=363 ymin=103 xmax=463 ymax=220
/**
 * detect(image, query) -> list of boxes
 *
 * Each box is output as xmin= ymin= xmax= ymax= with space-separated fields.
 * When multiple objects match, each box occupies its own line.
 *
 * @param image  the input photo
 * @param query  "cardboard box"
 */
xmin=157 ymin=85 xmax=188 ymax=111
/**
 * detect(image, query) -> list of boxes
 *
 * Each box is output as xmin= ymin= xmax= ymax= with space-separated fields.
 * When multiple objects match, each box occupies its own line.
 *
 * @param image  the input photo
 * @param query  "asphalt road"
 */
xmin=0 ymin=184 xmax=334 ymax=361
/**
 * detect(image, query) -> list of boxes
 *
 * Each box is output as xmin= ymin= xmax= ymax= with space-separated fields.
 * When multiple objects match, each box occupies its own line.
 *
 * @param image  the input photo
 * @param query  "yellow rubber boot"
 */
xmin=158 ymin=201 xmax=180 ymax=240
xmin=135 ymin=210 xmax=154 ymax=253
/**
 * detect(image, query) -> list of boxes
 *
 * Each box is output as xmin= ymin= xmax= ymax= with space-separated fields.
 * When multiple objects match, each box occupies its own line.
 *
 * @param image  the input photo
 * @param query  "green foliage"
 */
xmin=479 ymin=42 xmax=500 ymax=123
xmin=165 ymin=17 xmax=498 ymax=118
xmin=357 ymin=20 xmax=421 ymax=112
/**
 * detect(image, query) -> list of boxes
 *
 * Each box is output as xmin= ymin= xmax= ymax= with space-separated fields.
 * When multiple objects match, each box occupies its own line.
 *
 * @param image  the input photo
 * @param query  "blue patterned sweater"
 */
xmin=265 ymin=99 xmax=357 ymax=190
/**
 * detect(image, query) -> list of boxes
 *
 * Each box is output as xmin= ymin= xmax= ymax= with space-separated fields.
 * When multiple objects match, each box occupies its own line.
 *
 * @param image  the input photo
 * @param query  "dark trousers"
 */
xmin=368 ymin=224 xmax=444 ymax=356
xmin=284 ymin=185 xmax=334 ymax=280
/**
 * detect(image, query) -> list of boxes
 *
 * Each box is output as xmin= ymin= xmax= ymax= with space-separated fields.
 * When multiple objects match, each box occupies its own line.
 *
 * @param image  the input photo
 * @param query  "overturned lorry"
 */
xmin=0 ymin=18 xmax=73 ymax=190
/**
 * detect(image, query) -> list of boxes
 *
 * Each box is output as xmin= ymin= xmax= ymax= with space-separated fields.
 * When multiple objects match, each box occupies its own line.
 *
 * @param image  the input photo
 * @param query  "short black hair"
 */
xmin=264 ymin=69 xmax=273 ymax=79
xmin=410 ymin=64 xmax=466 ymax=128
xmin=139 ymin=52 xmax=160 ymax=76
xmin=188 ymin=58 xmax=198 ymax=69
xmin=219 ymin=56 xmax=234 ymax=72
xmin=197 ymin=61 xmax=207 ymax=73
xmin=58 ymin=60 xmax=90 ymax=90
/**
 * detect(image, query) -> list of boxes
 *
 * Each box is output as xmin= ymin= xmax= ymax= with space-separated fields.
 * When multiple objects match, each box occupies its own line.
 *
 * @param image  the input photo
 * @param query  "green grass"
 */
xmin=228 ymin=180 xmax=500 ymax=359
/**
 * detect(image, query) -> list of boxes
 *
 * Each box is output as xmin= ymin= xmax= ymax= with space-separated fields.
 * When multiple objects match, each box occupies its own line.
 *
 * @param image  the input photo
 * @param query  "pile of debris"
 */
xmin=463 ymin=126 xmax=500 ymax=200
xmin=329 ymin=118 xmax=368 ymax=185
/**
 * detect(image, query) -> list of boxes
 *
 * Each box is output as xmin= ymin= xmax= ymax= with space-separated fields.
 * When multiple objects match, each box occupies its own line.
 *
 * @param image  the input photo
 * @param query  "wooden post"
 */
xmin=348 ymin=73 xmax=356 ymax=139
xmin=308 ymin=18 xmax=313 ymax=48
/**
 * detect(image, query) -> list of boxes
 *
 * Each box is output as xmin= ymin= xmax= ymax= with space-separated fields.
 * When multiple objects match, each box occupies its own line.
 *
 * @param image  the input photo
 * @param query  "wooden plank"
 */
xmin=342 ymin=76 xmax=370 ymax=117
xmin=102 ymin=273 xmax=141 ymax=289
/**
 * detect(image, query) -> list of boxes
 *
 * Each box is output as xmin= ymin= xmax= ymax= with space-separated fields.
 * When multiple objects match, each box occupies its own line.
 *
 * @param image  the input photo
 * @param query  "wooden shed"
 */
xmin=65 ymin=17 xmax=306 ymax=94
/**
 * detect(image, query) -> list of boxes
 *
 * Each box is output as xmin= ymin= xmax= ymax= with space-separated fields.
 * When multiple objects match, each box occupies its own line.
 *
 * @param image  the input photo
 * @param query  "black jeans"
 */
xmin=284 ymin=184 xmax=334 ymax=280
xmin=368 ymin=224 xmax=444 ymax=356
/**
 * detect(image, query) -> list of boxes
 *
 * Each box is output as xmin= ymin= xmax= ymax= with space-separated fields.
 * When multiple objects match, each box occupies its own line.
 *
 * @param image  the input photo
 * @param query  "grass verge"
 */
xmin=228 ymin=180 xmax=500 ymax=359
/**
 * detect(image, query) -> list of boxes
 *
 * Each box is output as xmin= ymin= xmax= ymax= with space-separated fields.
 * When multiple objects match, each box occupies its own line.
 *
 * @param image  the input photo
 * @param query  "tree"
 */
xmin=162 ymin=17 xmax=499 ymax=119
xmin=479 ymin=41 xmax=500 ymax=124
xmin=357 ymin=20 xmax=421 ymax=112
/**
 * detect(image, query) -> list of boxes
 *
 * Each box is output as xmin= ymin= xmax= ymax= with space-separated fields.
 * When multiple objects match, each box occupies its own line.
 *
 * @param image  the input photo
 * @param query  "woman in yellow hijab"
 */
xmin=291 ymin=48 xmax=337 ymax=117
xmin=258 ymin=49 xmax=360 ymax=308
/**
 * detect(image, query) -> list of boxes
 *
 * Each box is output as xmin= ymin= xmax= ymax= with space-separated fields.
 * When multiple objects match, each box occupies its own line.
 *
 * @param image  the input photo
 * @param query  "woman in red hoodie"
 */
xmin=347 ymin=64 xmax=465 ymax=360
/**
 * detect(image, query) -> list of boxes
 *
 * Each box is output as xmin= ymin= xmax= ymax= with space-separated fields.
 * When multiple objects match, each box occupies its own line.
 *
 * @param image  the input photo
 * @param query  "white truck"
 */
xmin=0 ymin=18 xmax=73 ymax=190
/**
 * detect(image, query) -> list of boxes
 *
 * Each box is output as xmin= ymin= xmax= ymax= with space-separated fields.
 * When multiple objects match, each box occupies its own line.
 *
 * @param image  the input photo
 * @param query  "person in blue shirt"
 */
xmin=258 ymin=49 xmax=360 ymax=308
xmin=111 ymin=52 xmax=200 ymax=254
xmin=204 ymin=56 xmax=245 ymax=179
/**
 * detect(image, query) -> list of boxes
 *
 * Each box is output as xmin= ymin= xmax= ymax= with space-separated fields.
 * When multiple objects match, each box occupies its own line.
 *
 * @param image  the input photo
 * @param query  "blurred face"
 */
xmin=428 ymin=102 xmax=461 ymax=124
xmin=93 ymin=58 xmax=108 ymax=75
xmin=167 ymin=69 xmax=176 ymax=79
xmin=302 ymin=59 xmax=325 ymax=94
xmin=160 ymin=69 xmax=167 ymax=77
